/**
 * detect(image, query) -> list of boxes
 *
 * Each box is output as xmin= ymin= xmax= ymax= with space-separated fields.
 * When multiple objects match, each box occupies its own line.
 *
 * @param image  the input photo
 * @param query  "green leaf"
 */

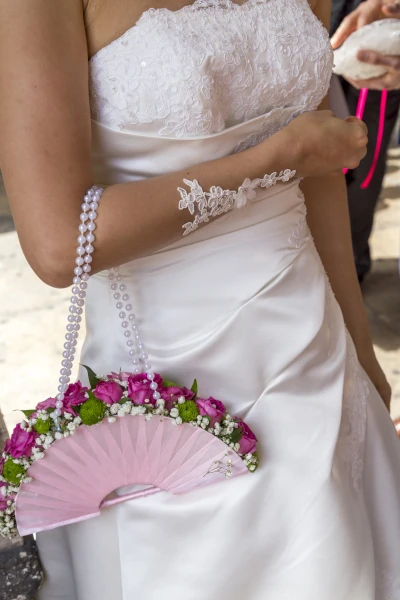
xmin=20 ymin=409 xmax=36 ymax=418
xmin=81 ymin=364 xmax=101 ymax=389
xmin=230 ymin=428 xmax=244 ymax=444
xmin=162 ymin=380 xmax=180 ymax=388
xmin=190 ymin=379 xmax=198 ymax=396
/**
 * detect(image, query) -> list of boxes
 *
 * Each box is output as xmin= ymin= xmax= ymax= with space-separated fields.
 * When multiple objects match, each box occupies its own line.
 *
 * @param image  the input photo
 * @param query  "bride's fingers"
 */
xmin=346 ymin=116 xmax=368 ymax=136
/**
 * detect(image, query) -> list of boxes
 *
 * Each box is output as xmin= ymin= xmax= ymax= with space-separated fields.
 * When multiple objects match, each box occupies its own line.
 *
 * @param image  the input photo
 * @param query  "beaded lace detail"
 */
xmin=337 ymin=333 xmax=368 ymax=490
xmin=178 ymin=170 xmax=296 ymax=235
xmin=289 ymin=210 xmax=308 ymax=249
xmin=376 ymin=569 xmax=396 ymax=600
xmin=89 ymin=0 xmax=333 ymax=141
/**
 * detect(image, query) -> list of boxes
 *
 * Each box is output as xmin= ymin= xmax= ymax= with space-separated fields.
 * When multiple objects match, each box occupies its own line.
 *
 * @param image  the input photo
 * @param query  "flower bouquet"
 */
xmin=0 ymin=368 xmax=258 ymax=538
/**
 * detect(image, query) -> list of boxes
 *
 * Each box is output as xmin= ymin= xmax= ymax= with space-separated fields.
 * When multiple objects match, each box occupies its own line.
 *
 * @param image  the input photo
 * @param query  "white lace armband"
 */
xmin=178 ymin=169 xmax=296 ymax=236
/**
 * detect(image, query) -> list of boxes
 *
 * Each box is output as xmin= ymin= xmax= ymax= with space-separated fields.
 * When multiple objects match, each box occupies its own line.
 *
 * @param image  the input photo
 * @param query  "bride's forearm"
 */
xmin=300 ymin=173 xmax=376 ymax=362
xmin=26 ymin=131 xmax=295 ymax=288
xmin=93 ymin=136 xmax=293 ymax=270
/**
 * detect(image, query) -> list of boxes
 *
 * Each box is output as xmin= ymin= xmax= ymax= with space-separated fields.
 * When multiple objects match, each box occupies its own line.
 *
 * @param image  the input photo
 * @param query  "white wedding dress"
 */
xmin=36 ymin=0 xmax=400 ymax=598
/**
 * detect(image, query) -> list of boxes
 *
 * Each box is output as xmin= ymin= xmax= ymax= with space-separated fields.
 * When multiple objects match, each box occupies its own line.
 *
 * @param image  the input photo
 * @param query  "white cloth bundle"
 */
xmin=333 ymin=18 xmax=400 ymax=80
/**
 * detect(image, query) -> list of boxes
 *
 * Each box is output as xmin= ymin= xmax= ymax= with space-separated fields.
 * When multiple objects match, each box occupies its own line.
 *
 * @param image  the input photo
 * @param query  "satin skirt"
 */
xmin=36 ymin=181 xmax=400 ymax=600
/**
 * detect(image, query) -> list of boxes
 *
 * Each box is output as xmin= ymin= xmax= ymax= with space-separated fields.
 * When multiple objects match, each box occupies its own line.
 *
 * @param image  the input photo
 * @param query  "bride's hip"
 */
xmin=83 ymin=197 xmax=342 ymax=382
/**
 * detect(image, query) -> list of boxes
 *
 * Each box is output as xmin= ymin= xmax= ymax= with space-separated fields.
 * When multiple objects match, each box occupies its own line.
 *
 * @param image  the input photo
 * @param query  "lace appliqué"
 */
xmin=89 ymin=0 xmax=333 ymax=141
xmin=376 ymin=569 xmax=396 ymax=600
xmin=234 ymin=107 xmax=302 ymax=154
xmin=337 ymin=334 xmax=368 ymax=490
xmin=324 ymin=276 xmax=338 ymax=359
xmin=178 ymin=170 xmax=296 ymax=235
xmin=289 ymin=214 xmax=308 ymax=249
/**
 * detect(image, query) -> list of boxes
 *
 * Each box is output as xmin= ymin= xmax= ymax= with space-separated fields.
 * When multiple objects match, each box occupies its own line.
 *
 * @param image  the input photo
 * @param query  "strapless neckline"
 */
xmin=89 ymin=0 xmax=269 ymax=63
xmin=89 ymin=0 xmax=332 ymax=139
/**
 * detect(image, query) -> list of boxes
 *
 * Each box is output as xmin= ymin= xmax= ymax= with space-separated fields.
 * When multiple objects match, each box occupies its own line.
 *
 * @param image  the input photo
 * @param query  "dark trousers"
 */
xmin=341 ymin=80 xmax=400 ymax=278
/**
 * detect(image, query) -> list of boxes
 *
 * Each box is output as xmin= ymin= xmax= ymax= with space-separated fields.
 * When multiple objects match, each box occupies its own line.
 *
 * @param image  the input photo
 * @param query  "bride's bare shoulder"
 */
xmin=0 ymin=0 xmax=93 ymax=287
xmin=310 ymin=0 xmax=332 ymax=28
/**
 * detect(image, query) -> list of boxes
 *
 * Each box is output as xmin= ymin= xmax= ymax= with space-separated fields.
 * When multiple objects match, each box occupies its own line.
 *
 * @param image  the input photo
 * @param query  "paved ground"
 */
xmin=0 ymin=150 xmax=399 ymax=433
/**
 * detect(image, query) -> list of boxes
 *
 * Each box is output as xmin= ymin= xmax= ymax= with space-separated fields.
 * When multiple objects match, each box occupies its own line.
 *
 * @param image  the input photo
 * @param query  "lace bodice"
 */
xmin=89 ymin=0 xmax=333 ymax=142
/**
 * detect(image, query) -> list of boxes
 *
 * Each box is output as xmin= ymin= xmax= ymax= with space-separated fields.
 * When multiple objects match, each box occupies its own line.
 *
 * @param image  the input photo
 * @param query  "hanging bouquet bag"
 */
xmin=0 ymin=186 xmax=259 ymax=538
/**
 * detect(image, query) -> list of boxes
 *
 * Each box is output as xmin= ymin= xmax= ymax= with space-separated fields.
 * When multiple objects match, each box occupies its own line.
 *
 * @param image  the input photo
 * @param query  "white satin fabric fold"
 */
xmin=36 ymin=122 xmax=400 ymax=598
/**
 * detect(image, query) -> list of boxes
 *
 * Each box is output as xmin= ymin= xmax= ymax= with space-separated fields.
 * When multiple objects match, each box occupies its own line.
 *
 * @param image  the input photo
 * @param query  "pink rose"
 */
xmin=235 ymin=419 xmax=258 ymax=455
xmin=160 ymin=386 xmax=195 ymax=410
xmin=196 ymin=397 xmax=226 ymax=426
xmin=36 ymin=396 xmax=57 ymax=412
xmin=64 ymin=382 xmax=88 ymax=405
xmin=93 ymin=381 xmax=123 ymax=404
xmin=108 ymin=371 xmax=131 ymax=381
xmin=128 ymin=373 xmax=163 ymax=405
xmin=36 ymin=382 xmax=88 ymax=416
xmin=6 ymin=424 xmax=37 ymax=459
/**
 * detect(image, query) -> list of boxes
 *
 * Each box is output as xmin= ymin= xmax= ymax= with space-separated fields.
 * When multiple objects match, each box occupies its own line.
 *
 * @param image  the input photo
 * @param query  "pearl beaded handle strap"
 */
xmin=55 ymin=186 xmax=158 ymax=428
xmin=108 ymin=266 xmax=160 ymax=395
xmin=54 ymin=186 xmax=102 ymax=421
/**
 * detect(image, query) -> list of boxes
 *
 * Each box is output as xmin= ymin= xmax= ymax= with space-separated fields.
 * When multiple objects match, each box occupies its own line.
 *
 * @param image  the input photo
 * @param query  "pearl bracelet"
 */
xmin=178 ymin=169 xmax=296 ymax=236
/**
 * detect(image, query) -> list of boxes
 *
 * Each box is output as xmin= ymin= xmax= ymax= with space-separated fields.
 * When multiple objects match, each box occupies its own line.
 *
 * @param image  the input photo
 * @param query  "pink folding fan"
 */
xmin=15 ymin=415 xmax=248 ymax=536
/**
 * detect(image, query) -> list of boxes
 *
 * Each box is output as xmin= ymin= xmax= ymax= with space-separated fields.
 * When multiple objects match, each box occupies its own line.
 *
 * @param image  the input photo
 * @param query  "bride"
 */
xmin=1 ymin=0 xmax=399 ymax=598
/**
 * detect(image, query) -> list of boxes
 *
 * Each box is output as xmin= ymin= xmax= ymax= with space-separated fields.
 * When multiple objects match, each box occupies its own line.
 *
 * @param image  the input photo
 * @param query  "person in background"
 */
xmin=331 ymin=0 xmax=400 ymax=283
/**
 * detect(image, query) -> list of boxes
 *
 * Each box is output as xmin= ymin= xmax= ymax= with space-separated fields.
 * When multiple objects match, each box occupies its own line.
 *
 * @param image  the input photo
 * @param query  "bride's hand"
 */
xmin=273 ymin=110 xmax=368 ymax=178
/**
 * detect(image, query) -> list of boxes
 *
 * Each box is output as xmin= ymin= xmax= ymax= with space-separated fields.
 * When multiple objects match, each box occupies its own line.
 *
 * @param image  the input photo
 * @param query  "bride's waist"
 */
xmin=83 ymin=184 xmax=322 ymax=370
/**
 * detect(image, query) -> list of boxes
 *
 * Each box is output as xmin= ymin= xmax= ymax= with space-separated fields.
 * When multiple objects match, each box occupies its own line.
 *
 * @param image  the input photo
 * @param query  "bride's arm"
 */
xmin=300 ymin=171 xmax=393 ymax=404
xmin=0 ymin=0 xmax=293 ymax=287
xmin=305 ymin=0 xmax=391 ymax=407
xmin=0 ymin=0 xmax=366 ymax=289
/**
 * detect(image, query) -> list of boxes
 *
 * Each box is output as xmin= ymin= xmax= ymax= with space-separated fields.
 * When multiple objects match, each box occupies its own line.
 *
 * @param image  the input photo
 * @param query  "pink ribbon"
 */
xmin=343 ymin=87 xmax=388 ymax=189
